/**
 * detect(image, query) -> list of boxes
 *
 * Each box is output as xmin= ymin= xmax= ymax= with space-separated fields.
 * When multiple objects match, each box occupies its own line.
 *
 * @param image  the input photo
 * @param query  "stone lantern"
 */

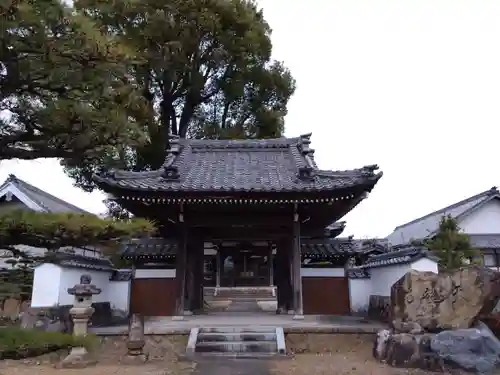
xmin=61 ymin=274 xmax=102 ymax=368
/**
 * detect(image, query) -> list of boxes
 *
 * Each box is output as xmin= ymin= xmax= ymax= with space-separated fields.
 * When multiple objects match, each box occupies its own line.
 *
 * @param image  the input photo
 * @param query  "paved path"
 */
xmin=192 ymin=359 xmax=270 ymax=375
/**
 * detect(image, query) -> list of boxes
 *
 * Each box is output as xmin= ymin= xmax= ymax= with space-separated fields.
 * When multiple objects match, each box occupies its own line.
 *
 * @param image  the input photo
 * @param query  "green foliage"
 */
xmin=424 ymin=215 xmax=480 ymax=270
xmin=0 ymin=0 xmax=147 ymax=161
xmin=0 ymin=267 xmax=33 ymax=300
xmin=0 ymin=209 xmax=156 ymax=251
xmin=0 ymin=327 xmax=97 ymax=359
xmin=64 ymin=0 xmax=296 ymax=192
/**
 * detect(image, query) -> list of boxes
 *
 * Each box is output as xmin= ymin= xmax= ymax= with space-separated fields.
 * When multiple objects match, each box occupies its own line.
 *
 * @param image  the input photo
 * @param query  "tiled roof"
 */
xmin=301 ymin=237 xmax=364 ymax=258
xmin=93 ymin=135 xmax=382 ymax=194
xmin=121 ymin=237 xmax=389 ymax=260
xmin=322 ymin=221 xmax=346 ymax=238
xmin=346 ymin=268 xmax=370 ymax=279
xmin=468 ymin=234 xmax=500 ymax=249
xmin=121 ymin=238 xmax=177 ymax=259
xmin=386 ymin=187 xmax=500 ymax=245
xmin=350 ymin=245 xmax=437 ymax=270
xmin=41 ymin=253 xmax=114 ymax=271
xmin=0 ymin=174 xmax=91 ymax=214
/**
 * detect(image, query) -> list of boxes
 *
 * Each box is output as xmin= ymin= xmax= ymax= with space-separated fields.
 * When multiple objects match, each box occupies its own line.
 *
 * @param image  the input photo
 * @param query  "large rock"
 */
xmin=430 ymin=322 xmax=500 ymax=374
xmin=373 ymin=329 xmax=443 ymax=371
xmin=391 ymin=266 xmax=500 ymax=331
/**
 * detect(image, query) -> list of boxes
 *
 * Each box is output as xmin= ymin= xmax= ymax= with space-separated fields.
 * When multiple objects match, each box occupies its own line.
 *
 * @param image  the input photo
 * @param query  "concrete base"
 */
xmin=120 ymin=353 xmax=148 ymax=365
xmin=60 ymin=347 xmax=96 ymax=369
xmin=172 ymin=315 xmax=185 ymax=321
xmin=292 ymin=315 xmax=304 ymax=320
xmin=91 ymin=314 xmax=387 ymax=336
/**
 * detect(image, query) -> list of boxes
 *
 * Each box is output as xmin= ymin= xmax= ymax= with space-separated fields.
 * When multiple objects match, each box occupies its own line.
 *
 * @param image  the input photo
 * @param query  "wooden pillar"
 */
xmin=192 ymin=239 xmax=204 ymax=312
xmin=275 ymin=239 xmax=292 ymax=314
xmin=215 ymin=250 xmax=222 ymax=291
xmin=292 ymin=208 xmax=304 ymax=319
xmin=173 ymin=208 xmax=187 ymax=320
xmin=185 ymin=242 xmax=195 ymax=314
xmin=269 ymin=247 xmax=274 ymax=287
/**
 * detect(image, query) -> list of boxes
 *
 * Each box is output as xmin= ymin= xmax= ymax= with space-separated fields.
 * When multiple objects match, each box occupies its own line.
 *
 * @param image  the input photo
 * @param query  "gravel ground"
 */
xmin=272 ymin=335 xmax=460 ymax=375
xmin=0 ymin=334 xmax=493 ymax=375
xmin=0 ymin=335 xmax=196 ymax=375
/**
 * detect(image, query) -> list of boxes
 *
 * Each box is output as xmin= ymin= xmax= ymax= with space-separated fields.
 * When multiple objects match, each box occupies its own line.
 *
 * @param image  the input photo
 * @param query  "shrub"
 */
xmin=0 ymin=327 xmax=97 ymax=360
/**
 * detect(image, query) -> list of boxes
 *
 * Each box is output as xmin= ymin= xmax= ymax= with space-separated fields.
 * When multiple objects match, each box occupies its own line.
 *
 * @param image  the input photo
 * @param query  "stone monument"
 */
xmin=391 ymin=266 xmax=500 ymax=331
xmin=122 ymin=313 xmax=148 ymax=364
xmin=60 ymin=274 xmax=101 ymax=368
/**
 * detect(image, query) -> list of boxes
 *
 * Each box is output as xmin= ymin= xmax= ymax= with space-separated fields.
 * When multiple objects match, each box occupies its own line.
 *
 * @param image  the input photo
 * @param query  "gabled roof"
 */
xmin=94 ymin=134 xmax=382 ymax=194
xmin=386 ymin=187 xmax=500 ymax=245
xmin=0 ymin=174 xmax=91 ymax=214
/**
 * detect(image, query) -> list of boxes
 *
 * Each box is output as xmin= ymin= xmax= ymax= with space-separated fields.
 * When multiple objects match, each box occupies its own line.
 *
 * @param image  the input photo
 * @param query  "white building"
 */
xmin=386 ymin=186 xmax=500 ymax=269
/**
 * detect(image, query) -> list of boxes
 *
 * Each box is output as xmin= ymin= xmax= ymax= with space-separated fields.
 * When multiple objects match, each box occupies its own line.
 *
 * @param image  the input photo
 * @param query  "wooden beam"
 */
xmin=186 ymin=214 xmax=293 ymax=228
xmin=192 ymin=227 xmax=291 ymax=241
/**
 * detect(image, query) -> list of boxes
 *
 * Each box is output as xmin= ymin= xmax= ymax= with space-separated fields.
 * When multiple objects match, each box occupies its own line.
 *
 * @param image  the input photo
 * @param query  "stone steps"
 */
xmin=186 ymin=326 xmax=286 ymax=359
xmin=204 ymin=287 xmax=276 ymax=298
xmin=203 ymin=287 xmax=277 ymax=312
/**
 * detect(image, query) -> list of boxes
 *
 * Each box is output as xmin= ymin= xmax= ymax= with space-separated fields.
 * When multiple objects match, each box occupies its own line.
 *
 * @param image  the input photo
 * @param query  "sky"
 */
xmin=2 ymin=0 xmax=500 ymax=238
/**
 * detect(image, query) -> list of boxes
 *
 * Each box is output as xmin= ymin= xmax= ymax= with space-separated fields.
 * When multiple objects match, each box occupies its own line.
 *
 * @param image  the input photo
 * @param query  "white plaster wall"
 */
xmin=370 ymin=258 xmax=438 ymax=297
xmin=349 ymin=278 xmax=371 ymax=314
xmin=459 ymin=199 xmax=500 ymax=234
xmin=107 ymin=281 xmax=131 ymax=312
xmin=410 ymin=258 xmax=439 ymax=273
xmin=300 ymin=268 xmax=345 ymax=277
xmin=31 ymin=264 xmax=62 ymax=307
xmin=370 ymin=264 xmax=411 ymax=297
xmin=57 ymin=268 xmax=112 ymax=306
xmin=134 ymin=269 xmax=176 ymax=279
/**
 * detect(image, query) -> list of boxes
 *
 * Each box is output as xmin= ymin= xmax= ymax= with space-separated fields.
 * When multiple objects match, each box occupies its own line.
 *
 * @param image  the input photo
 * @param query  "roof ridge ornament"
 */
xmin=298 ymin=133 xmax=315 ymax=156
xmin=168 ymin=136 xmax=181 ymax=155
xmin=163 ymin=165 xmax=180 ymax=180
xmin=7 ymin=174 xmax=17 ymax=182
xmin=361 ymin=164 xmax=379 ymax=176
xmin=162 ymin=136 xmax=182 ymax=180
xmin=297 ymin=165 xmax=314 ymax=181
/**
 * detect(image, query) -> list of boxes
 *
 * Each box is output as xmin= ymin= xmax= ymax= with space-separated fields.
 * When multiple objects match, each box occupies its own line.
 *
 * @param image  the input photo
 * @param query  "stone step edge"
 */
xmin=196 ymin=340 xmax=278 ymax=347
xmin=197 ymin=333 xmax=277 ymax=341
xmin=184 ymin=352 xmax=289 ymax=360
xmin=199 ymin=326 xmax=278 ymax=333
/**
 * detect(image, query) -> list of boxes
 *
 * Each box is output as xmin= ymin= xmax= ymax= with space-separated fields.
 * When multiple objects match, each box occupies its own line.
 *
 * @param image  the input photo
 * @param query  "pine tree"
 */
xmin=425 ymin=215 xmax=480 ymax=270
xmin=0 ymin=0 xmax=147 ymax=161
